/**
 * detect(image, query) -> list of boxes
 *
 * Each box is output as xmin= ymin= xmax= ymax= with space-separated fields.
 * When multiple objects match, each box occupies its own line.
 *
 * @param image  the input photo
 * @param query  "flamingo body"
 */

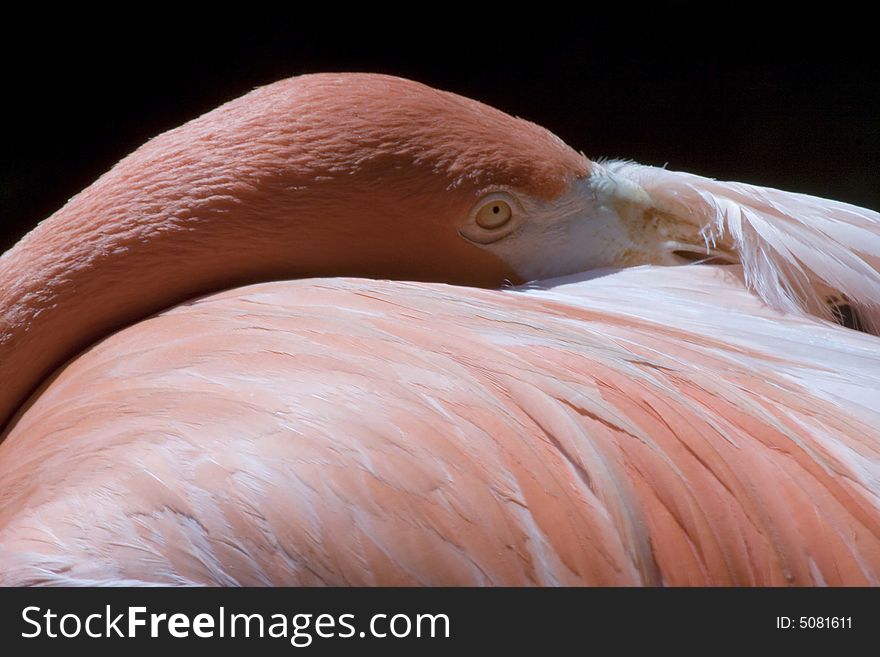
xmin=2 ymin=265 xmax=878 ymax=585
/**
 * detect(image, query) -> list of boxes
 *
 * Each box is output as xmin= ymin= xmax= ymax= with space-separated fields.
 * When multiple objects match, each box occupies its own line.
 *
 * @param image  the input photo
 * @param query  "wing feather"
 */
xmin=598 ymin=161 xmax=880 ymax=333
xmin=2 ymin=270 xmax=879 ymax=585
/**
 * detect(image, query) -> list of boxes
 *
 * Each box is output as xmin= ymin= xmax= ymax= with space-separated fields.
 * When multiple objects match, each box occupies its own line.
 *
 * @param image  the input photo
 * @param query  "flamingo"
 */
xmin=1 ymin=73 xmax=879 ymax=586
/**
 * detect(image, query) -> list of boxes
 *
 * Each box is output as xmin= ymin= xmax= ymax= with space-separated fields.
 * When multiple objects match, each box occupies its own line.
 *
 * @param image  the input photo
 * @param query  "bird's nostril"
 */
xmin=672 ymin=249 xmax=736 ymax=265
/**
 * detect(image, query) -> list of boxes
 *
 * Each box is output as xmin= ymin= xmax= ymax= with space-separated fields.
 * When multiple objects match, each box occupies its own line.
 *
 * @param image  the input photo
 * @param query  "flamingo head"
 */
xmin=69 ymin=72 xmax=668 ymax=289
xmin=0 ymin=72 xmax=708 ymax=435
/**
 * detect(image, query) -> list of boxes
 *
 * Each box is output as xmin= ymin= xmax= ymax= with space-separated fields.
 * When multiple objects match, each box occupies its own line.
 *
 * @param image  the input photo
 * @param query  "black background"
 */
xmin=2 ymin=3 xmax=878 ymax=254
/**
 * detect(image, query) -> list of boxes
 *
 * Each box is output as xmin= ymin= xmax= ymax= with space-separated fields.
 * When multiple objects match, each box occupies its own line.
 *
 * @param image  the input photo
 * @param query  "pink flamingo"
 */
xmin=1 ymin=73 xmax=878 ymax=585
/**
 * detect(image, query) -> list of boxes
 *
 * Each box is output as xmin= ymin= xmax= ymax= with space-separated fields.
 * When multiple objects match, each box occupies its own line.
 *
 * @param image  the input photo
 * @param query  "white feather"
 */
xmin=599 ymin=161 xmax=880 ymax=334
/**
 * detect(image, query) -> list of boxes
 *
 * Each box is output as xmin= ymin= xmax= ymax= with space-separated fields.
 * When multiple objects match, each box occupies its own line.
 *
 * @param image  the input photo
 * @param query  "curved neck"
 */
xmin=0 ymin=198 xmax=294 ymax=438
xmin=0 ymin=175 xmax=514 ymax=441
xmin=1 ymin=73 xmax=570 ymax=436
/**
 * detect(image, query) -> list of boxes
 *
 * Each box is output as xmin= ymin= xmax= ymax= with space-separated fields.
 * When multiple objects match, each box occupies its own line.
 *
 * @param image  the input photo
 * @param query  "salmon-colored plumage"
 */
xmin=1 ymin=73 xmax=879 ymax=585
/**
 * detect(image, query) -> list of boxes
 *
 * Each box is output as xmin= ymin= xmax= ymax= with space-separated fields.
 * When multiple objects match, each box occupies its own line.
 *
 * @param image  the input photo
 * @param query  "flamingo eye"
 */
xmin=459 ymin=192 xmax=521 ymax=245
xmin=475 ymin=200 xmax=513 ymax=229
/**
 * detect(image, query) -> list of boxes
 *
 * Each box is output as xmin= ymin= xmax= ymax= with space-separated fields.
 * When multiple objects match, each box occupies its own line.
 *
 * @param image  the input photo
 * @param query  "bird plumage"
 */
xmin=592 ymin=160 xmax=880 ymax=333
xmin=1 ymin=266 xmax=878 ymax=585
xmin=1 ymin=73 xmax=879 ymax=586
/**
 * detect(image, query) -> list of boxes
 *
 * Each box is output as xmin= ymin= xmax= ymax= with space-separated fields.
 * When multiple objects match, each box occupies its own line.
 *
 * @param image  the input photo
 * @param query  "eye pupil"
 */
xmin=475 ymin=198 xmax=513 ymax=230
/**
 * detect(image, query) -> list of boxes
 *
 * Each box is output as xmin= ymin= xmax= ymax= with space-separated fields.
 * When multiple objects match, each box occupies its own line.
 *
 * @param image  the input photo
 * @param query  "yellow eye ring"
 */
xmin=475 ymin=199 xmax=513 ymax=229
